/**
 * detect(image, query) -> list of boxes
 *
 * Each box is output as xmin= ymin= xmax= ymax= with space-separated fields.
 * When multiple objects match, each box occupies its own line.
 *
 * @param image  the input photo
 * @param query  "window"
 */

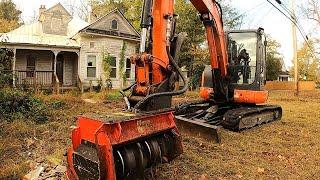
xmin=110 ymin=56 xmax=117 ymax=78
xmin=125 ymin=58 xmax=131 ymax=78
xmin=90 ymin=42 xmax=95 ymax=48
xmin=228 ymin=32 xmax=257 ymax=84
xmin=87 ymin=55 xmax=96 ymax=78
xmin=26 ymin=55 xmax=36 ymax=77
xmin=111 ymin=19 xmax=118 ymax=30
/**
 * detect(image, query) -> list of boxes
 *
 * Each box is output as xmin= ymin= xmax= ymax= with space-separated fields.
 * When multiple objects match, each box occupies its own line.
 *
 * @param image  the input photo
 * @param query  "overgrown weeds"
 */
xmin=0 ymin=88 xmax=49 ymax=123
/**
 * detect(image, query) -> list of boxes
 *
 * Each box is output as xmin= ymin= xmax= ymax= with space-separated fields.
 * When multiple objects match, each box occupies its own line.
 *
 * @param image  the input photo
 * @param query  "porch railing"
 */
xmin=1 ymin=70 xmax=83 ymax=94
xmin=15 ymin=70 xmax=54 ymax=87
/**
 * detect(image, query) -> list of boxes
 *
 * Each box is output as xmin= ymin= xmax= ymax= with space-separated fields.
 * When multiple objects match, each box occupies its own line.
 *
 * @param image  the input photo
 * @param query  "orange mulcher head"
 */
xmin=66 ymin=111 xmax=182 ymax=180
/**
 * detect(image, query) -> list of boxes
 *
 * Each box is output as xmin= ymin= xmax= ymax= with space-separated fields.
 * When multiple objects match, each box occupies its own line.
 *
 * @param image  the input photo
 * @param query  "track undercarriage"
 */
xmin=174 ymin=101 xmax=282 ymax=138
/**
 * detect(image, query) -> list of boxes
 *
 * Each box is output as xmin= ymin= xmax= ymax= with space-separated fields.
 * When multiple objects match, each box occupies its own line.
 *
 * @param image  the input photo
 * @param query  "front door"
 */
xmin=56 ymin=54 xmax=64 ymax=83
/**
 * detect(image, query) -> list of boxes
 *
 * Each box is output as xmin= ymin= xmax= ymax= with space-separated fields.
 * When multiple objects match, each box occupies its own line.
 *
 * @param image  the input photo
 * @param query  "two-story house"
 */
xmin=0 ymin=3 xmax=140 ymax=92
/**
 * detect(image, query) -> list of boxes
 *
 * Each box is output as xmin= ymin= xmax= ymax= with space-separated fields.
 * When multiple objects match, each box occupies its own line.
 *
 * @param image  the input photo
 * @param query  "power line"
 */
xmin=276 ymin=1 xmax=309 ymax=40
xmin=266 ymin=0 xmax=316 ymax=57
xmin=275 ymin=1 xmax=319 ymax=55
xmin=251 ymin=6 xmax=273 ymax=28
xmin=232 ymin=1 xmax=268 ymax=23
xmin=237 ymin=1 xmax=268 ymax=18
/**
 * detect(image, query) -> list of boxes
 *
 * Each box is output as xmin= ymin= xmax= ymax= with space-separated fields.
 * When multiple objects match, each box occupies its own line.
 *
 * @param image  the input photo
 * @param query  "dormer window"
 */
xmin=111 ymin=19 xmax=118 ymax=30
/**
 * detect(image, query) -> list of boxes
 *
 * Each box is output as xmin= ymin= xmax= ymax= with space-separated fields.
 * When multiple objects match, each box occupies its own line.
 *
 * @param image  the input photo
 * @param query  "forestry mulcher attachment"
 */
xmin=67 ymin=0 xmax=282 ymax=179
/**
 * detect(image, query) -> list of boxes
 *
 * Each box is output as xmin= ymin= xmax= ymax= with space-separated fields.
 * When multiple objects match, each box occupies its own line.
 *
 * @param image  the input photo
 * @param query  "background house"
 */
xmin=277 ymin=59 xmax=292 ymax=81
xmin=0 ymin=3 xmax=139 ymax=92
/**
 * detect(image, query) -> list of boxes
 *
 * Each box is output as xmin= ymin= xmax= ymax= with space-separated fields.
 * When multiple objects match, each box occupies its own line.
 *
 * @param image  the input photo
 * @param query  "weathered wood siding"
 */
xmin=78 ymin=35 xmax=137 ymax=89
xmin=14 ymin=50 xmax=78 ymax=86
xmin=90 ymin=13 xmax=134 ymax=35
xmin=16 ymin=50 xmax=53 ymax=71
xmin=40 ymin=4 xmax=72 ymax=36
xmin=15 ymin=50 xmax=53 ymax=85
xmin=63 ymin=52 xmax=77 ymax=86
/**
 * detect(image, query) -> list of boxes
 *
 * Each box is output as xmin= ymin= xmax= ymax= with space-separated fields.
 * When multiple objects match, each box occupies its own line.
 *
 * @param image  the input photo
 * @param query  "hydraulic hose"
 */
xmin=134 ymin=46 xmax=188 ymax=110
xmin=120 ymin=83 xmax=136 ymax=110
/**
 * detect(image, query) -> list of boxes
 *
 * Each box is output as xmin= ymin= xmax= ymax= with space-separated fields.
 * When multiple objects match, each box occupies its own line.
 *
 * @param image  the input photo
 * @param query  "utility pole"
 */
xmin=291 ymin=0 xmax=299 ymax=95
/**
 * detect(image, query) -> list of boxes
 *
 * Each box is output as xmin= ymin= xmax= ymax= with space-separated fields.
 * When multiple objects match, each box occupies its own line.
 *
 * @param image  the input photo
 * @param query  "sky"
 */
xmin=12 ymin=0 xmax=317 ymax=70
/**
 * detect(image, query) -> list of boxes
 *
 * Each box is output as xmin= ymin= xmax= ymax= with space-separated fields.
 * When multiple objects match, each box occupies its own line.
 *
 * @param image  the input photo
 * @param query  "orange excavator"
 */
xmin=67 ymin=0 xmax=282 ymax=179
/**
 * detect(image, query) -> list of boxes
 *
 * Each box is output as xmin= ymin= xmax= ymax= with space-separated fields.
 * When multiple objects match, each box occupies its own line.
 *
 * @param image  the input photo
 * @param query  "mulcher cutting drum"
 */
xmin=66 ymin=111 xmax=182 ymax=180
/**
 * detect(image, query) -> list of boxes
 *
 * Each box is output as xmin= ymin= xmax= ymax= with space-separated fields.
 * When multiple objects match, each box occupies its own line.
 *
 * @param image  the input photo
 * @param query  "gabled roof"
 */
xmin=45 ymin=3 xmax=71 ymax=17
xmin=78 ymin=8 xmax=140 ymax=41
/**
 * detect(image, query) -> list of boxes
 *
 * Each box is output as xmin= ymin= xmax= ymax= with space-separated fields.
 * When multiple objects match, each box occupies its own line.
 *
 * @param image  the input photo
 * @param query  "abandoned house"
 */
xmin=0 ymin=3 xmax=140 ymax=92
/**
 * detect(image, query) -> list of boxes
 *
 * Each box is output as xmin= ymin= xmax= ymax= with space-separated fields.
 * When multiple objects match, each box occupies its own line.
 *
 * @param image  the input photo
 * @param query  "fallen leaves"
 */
xmin=257 ymin=167 xmax=265 ymax=173
xmin=199 ymin=174 xmax=208 ymax=180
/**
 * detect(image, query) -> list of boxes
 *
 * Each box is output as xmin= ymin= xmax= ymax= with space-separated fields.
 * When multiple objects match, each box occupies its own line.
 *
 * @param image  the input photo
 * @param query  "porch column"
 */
xmin=12 ymin=48 xmax=16 ymax=88
xmin=75 ymin=51 xmax=83 ymax=93
xmin=52 ymin=50 xmax=60 ymax=94
xmin=52 ymin=50 xmax=60 ymax=73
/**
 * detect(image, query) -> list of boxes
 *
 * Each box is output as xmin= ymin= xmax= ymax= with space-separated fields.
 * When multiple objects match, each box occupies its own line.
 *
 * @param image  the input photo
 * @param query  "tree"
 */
xmin=0 ymin=48 xmax=14 ymax=86
xmin=91 ymin=0 xmax=142 ymax=30
xmin=90 ymin=0 xmax=243 ymax=89
xmin=301 ymin=0 xmax=320 ymax=25
xmin=91 ymin=0 xmax=127 ymax=17
xmin=220 ymin=0 xmax=244 ymax=30
xmin=266 ymin=36 xmax=283 ymax=81
xmin=300 ymin=0 xmax=320 ymax=56
xmin=290 ymin=40 xmax=320 ymax=82
xmin=175 ymin=0 xmax=243 ymax=89
xmin=0 ymin=0 xmax=21 ymax=33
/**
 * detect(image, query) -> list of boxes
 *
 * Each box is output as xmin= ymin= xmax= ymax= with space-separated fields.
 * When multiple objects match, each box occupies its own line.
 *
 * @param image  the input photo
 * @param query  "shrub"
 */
xmin=50 ymin=100 xmax=65 ymax=109
xmin=105 ymin=91 xmax=122 ymax=101
xmin=0 ymin=88 xmax=49 ymax=123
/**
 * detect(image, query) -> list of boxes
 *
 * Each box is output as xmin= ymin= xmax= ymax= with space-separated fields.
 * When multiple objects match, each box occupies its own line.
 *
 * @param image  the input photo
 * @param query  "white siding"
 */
xmin=78 ymin=35 xmax=137 ymax=89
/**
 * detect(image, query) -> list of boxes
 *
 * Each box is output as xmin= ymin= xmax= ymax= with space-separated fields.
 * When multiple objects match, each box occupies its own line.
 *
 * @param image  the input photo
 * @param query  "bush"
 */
xmin=0 ymin=88 xmax=49 ymax=122
xmin=105 ymin=91 xmax=122 ymax=101
xmin=50 ymin=100 xmax=65 ymax=109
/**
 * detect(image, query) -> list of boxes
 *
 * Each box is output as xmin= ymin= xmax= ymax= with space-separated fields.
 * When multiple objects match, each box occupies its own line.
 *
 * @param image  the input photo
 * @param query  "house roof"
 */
xmin=78 ymin=8 xmax=140 ymax=41
xmin=0 ymin=5 xmax=139 ymax=48
xmin=45 ymin=3 xmax=71 ymax=17
xmin=0 ymin=16 xmax=89 ymax=48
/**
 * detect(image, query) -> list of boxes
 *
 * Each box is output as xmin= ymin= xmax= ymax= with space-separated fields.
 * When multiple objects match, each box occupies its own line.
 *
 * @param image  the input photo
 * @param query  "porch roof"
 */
xmin=0 ymin=17 xmax=89 ymax=48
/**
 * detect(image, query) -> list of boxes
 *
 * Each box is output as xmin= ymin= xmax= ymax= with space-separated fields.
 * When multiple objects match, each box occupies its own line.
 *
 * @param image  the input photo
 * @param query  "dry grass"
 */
xmin=0 ymin=90 xmax=319 ymax=179
xmin=0 ymin=90 xmax=124 ymax=179
xmin=157 ymin=90 xmax=320 ymax=179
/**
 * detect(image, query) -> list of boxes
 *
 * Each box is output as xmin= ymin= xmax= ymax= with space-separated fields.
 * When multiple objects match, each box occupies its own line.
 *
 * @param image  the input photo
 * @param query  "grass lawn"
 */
xmin=0 ymin=90 xmax=319 ymax=179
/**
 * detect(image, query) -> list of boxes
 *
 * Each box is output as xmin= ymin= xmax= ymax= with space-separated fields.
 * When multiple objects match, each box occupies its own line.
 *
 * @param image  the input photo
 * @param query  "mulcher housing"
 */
xmin=67 ymin=111 xmax=182 ymax=179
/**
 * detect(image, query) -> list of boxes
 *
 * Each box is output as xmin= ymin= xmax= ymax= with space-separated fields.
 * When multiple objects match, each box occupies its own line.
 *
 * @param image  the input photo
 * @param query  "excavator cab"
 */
xmin=201 ymin=28 xmax=268 ymax=104
xmin=228 ymin=28 xmax=267 ymax=93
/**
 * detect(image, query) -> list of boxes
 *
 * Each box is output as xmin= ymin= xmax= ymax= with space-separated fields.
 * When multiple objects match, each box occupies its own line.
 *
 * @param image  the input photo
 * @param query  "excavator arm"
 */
xmin=128 ymin=0 xmax=229 ymax=111
xmin=190 ymin=0 xmax=228 ymax=76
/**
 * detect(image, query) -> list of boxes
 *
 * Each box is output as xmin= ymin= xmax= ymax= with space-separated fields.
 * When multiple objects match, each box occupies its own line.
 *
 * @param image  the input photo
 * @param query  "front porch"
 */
xmin=6 ymin=47 xmax=83 ymax=93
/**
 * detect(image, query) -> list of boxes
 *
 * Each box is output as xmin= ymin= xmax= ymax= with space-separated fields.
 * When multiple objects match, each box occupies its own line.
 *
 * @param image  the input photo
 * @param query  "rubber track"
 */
xmin=221 ymin=105 xmax=282 ymax=132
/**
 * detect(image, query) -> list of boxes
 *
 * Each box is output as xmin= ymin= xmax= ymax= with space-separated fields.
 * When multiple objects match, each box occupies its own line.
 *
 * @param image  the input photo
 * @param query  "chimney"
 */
xmin=38 ymin=5 xmax=46 ymax=21
xmin=39 ymin=5 xmax=46 ymax=16
xmin=88 ymin=11 xmax=97 ymax=23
